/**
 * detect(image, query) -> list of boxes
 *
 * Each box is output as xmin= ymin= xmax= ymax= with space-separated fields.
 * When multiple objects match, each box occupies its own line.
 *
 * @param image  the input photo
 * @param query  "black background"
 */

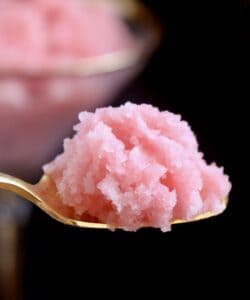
xmin=22 ymin=1 xmax=242 ymax=298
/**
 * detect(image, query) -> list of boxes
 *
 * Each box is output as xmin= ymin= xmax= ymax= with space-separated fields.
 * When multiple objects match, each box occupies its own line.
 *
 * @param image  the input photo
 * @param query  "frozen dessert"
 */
xmin=43 ymin=103 xmax=231 ymax=231
xmin=0 ymin=0 xmax=135 ymax=70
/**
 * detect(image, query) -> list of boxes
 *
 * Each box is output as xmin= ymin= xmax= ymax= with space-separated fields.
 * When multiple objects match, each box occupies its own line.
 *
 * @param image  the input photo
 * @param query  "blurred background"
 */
xmin=0 ymin=0 xmax=241 ymax=299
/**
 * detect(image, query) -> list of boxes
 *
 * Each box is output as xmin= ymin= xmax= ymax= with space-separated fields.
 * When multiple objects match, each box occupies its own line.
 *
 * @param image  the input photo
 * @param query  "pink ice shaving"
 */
xmin=0 ymin=0 xmax=135 ymax=69
xmin=43 ymin=103 xmax=231 ymax=231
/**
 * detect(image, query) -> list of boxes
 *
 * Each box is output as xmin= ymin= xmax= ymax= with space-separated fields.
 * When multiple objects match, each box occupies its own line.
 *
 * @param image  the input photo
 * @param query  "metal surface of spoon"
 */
xmin=0 ymin=172 xmax=228 ymax=229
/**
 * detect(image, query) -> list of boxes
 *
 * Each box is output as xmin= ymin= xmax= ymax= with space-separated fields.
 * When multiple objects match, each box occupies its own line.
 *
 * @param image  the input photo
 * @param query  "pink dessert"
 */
xmin=0 ymin=0 xmax=135 ymax=69
xmin=43 ymin=103 xmax=231 ymax=231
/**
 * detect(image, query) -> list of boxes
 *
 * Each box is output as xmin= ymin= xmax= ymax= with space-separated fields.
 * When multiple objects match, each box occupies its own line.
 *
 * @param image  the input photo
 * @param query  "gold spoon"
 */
xmin=0 ymin=172 xmax=227 ymax=229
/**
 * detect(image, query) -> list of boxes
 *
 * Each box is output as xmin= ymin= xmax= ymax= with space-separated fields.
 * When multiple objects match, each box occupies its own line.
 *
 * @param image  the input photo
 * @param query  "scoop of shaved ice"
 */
xmin=0 ymin=0 xmax=135 ymax=69
xmin=43 ymin=103 xmax=231 ymax=231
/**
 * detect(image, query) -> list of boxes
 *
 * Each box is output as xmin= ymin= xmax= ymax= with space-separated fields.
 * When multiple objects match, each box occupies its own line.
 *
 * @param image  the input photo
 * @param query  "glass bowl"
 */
xmin=0 ymin=2 xmax=162 ymax=298
xmin=0 ymin=0 xmax=162 ymax=180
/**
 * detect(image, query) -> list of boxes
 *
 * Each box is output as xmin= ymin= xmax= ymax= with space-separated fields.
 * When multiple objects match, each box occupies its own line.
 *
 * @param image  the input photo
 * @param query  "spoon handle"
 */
xmin=0 ymin=173 xmax=38 ymax=206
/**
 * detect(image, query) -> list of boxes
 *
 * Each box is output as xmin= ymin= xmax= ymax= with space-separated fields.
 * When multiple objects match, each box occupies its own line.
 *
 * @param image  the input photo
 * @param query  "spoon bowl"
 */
xmin=0 ymin=172 xmax=228 ymax=229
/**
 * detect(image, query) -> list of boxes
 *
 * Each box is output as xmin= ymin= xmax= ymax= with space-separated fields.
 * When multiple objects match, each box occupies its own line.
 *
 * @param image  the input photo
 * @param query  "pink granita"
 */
xmin=0 ymin=0 xmax=135 ymax=69
xmin=43 ymin=103 xmax=231 ymax=232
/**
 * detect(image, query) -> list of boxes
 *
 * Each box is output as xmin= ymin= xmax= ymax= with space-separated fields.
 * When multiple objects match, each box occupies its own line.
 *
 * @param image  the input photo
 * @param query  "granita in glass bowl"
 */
xmin=0 ymin=0 xmax=162 ymax=179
